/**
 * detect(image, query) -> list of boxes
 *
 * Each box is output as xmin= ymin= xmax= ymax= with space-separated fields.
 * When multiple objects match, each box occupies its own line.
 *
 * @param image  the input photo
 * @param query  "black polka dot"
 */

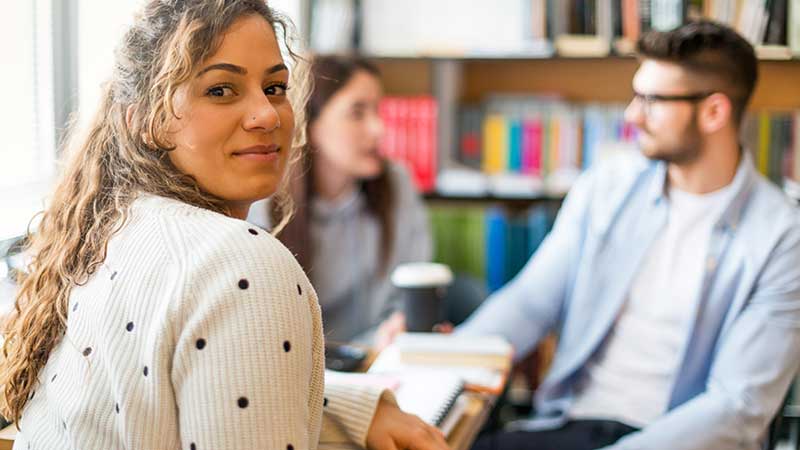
xmin=323 ymin=397 xmax=328 ymax=407
xmin=126 ymin=322 xmax=134 ymax=332
xmin=287 ymin=445 xmax=294 ymax=450
xmin=62 ymin=421 xmax=66 ymax=430
xmin=115 ymin=403 xmax=119 ymax=414
xmin=51 ymin=374 xmax=57 ymax=383
xmin=237 ymin=397 xmax=249 ymax=408
xmin=73 ymin=302 xmax=78 ymax=312
xmin=110 ymin=271 xmax=118 ymax=280
xmin=195 ymin=339 xmax=206 ymax=350
xmin=190 ymin=444 xmax=197 ymax=450
xmin=297 ymin=284 xmax=302 ymax=295
xmin=83 ymin=347 xmax=92 ymax=357
xmin=143 ymin=366 xmax=149 ymax=377
xmin=248 ymin=228 xmax=258 ymax=236
xmin=283 ymin=341 xmax=291 ymax=352
xmin=238 ymin=279 xmax=249 ymax=290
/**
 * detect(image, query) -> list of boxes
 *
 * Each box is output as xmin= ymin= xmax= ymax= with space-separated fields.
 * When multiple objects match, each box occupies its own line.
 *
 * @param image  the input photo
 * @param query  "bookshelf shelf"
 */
xmin=374 ymin=58 xmax=800 ymax=108
xmin=423 ymin=193 xmax=565 ymax=205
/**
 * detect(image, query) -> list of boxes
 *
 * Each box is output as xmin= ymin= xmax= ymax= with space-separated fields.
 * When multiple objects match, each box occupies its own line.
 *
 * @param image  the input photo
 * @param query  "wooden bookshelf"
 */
xmin=423 ymin=194 xmax=564 ymax=210
xmin=372 ymin=56 xmax=800 ymax=203
xmin=376 ymin=57 xmax=800 ymax=108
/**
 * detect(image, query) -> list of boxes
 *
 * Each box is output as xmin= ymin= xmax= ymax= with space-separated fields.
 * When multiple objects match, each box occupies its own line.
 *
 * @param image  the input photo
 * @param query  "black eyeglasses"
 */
xmin=631 ymin=91 xmax=714 ymax=116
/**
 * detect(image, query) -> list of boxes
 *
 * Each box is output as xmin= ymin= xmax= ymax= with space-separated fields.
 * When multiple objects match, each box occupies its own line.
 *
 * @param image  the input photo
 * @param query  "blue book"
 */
xmin=485 ymin=208 xmax=507 ymax=293
xmin=505 ymin=216 xmax=530 ymax=284
xmin=582 ymin=112 xmax=598 ymax=170
xmin=528 ymin=206 xmax=553 ymax=256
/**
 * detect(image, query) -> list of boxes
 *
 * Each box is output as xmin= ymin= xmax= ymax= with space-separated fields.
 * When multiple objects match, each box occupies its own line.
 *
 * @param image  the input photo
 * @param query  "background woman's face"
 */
xmin=310 ymin=70 xmax=385 ymax=180
xmin=166 ymin=14 xmax=294 ymax=217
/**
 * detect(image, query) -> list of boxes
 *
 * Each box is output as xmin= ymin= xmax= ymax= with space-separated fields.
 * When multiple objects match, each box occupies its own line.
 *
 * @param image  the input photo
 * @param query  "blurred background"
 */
xmin=1 ymin=0 xmax=800 ymax=443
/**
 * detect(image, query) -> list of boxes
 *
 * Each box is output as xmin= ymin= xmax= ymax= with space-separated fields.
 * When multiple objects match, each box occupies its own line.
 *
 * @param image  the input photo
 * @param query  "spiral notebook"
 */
xmin=389 ymin=369 xmax=465 ymax=428
xmin=326 ymin=369 xmax=465 ymax=434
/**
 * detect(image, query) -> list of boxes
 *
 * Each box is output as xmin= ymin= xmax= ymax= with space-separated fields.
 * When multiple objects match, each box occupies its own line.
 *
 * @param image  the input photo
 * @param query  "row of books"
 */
xmin=309 ymin=0 xmax=800 ymax=58
xmin=696 ymin=0 xmax=800 ymax=58
xmin=378 ymin=95 xmax=800 ymax=198
xmin=552 ymin=0 xmax=800 ymax=58
xmin=429 ymin=205 xmax=556 ymax=293
xmin=741 ymin=110 xmax=800 ymax=184
xmin=458 ymin=97 xmax=638 ymax=195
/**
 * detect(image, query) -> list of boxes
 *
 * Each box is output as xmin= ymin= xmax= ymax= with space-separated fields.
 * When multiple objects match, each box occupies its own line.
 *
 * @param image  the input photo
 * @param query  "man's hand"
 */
xmin=374 ymin=312 xmax=455 ymax=353
xmin=366 ymin=396 xmax=451 ymax=450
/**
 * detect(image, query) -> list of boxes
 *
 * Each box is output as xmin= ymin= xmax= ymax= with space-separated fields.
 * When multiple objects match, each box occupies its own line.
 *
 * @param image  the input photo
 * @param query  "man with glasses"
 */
xmin=463 ymin=20 xmax=800 ymax=450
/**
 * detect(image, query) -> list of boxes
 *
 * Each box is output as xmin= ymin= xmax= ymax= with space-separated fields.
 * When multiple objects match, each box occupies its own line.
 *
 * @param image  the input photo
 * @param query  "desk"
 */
xmin=0 ymin=424 xmax=13 ymax=450
xmin=446 ymin=391 xmax=494 ymax=450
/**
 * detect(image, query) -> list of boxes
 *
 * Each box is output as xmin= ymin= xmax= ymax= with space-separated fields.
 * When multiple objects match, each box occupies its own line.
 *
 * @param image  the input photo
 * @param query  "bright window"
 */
xmin=0 ymin=0 xmax=56 ymax=241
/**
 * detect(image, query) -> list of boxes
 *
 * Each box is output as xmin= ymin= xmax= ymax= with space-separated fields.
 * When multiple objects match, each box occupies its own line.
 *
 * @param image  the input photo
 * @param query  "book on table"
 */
xmin=369 ymin=333 xmax=514 ymax=395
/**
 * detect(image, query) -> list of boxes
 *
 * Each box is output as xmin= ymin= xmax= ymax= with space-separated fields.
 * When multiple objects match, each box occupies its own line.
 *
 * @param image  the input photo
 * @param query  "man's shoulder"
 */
xmin=742 ymin=174 xmax=800 ymax=234
xmin=572 ymin=149 xmax=656 ymax=207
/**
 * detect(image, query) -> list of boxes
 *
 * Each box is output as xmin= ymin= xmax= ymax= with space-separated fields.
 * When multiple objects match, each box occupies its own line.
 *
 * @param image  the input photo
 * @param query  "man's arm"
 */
xmin=456 ymin=170 xmax=593 ymax=361
xmin=605 ymin=223 xmax=800 ymax=450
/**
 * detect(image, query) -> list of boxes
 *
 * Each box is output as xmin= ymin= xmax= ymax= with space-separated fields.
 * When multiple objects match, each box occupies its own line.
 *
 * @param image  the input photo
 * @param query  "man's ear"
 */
xmin=699 ymin=92 xmax=732 ymax=134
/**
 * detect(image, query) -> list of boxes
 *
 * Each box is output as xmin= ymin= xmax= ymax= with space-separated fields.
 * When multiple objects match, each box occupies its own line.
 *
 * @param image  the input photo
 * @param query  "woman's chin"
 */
xmin=355 ymin=160 xmax=385 ymax=180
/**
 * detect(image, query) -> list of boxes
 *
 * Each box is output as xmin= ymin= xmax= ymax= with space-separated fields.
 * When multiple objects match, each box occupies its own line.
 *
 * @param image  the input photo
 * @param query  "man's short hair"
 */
xmin=636 ymin=20 xmax=758 ymax=126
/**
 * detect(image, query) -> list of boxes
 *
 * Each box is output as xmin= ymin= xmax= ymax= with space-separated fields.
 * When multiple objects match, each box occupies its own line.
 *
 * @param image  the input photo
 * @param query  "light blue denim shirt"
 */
xmin=458 ymin=150 xmax=800 ymax=450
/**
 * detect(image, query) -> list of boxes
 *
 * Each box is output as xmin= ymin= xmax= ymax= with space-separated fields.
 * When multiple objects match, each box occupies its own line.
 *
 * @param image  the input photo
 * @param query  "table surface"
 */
xmin=0 ymin=424 xmax=13 ymax=450
xmin=446 ymin=391 xmax=495 ymax=450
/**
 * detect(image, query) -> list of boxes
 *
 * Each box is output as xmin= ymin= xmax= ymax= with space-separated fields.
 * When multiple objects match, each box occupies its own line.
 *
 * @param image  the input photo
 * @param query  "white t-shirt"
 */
xmin=569 ymin=183 xmax=733 ymax=427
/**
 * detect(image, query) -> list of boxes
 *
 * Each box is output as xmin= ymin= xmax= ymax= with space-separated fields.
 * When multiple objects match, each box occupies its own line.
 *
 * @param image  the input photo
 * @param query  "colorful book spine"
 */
xmin=758 ymin=112 xmax=771 ymax=177
xmin=522 ymin=118 xmax=543 ymax=176
xmin=485 ymin=208 xmax=507 ymax=293
xmin=508 ymin=119 xmax=523 ymax=171
xmin=378 ymin=96 xmax=438 ymax=193
xmin=482 ymin=114 xmax=508 ymax=174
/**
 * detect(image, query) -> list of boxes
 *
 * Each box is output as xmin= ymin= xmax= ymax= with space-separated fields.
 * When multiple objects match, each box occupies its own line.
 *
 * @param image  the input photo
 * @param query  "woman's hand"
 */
xmin=374 ymin=311 xmax=407 ymax=352
xmin=366 ymin=396 xmax=451 ymax=450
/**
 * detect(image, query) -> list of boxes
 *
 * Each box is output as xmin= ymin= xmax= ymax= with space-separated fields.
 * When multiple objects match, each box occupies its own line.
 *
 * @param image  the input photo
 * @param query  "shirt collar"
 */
xmin=645 ymin=149 xmax=756 ymax=230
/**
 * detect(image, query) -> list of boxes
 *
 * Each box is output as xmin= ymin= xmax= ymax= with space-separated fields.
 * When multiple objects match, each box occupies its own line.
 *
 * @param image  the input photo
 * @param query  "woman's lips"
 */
xmin=233 ymin=144 xmax=280 ymax=162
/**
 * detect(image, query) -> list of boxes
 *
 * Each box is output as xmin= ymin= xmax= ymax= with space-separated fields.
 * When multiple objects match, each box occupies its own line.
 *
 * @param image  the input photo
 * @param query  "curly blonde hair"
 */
xmin=0 ymin=0 xmax=308 ymax=424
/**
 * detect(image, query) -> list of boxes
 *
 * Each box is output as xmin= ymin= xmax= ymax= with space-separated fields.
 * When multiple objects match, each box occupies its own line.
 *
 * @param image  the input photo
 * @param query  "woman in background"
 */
xmin=0 ymin=1 xmax=446 ymax=449
xmin=250 ymin=56 xmax=432 ymax=345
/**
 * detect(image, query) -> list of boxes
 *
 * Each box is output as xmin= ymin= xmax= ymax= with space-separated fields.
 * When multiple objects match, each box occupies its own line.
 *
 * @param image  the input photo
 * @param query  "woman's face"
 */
xmin=165 ymin=14 xmax=294 ymax=218
xmin=310 ymin=70 xmax=385 ymax=180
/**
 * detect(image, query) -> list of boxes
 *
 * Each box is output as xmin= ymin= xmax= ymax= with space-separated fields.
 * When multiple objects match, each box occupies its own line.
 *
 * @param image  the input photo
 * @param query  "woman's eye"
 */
xmin=264 ymin=83 xmax=289 ymax=96
xmin=206 ymin=86 xmax=235 ymax=97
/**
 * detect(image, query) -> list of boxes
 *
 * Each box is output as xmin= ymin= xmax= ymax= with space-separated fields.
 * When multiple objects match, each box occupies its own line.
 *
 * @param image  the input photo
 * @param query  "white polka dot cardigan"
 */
xmin=15 ymin=194 xmax=386 ymax=450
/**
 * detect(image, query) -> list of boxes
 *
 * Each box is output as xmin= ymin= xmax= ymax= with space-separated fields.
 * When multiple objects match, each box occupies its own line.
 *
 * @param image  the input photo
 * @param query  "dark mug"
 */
xmin=391 ymin=263 xmax=453 ymax=332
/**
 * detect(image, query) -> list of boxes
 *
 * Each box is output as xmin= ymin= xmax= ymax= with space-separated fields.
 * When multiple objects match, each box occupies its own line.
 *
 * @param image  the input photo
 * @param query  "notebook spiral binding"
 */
xmin=433 ymin=381 xmax=466 ymax=426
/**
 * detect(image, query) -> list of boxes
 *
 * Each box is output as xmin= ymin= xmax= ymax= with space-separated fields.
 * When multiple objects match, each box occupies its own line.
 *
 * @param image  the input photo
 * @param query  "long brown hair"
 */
xmin=275 ymin=55 xmax=396 ymax=275
xmin=0 ymin=0 xmax=308 ymax=424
